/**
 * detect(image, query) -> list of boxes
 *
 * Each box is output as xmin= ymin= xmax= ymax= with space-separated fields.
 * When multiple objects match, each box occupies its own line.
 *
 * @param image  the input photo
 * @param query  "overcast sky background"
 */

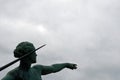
xmin=0 ymin=0 xmax=120 ymax=80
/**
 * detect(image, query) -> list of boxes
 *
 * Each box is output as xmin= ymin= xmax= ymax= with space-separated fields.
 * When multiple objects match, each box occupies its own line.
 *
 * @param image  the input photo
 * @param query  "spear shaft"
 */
xmin=0 ymin=44 xmax=46 ymax=71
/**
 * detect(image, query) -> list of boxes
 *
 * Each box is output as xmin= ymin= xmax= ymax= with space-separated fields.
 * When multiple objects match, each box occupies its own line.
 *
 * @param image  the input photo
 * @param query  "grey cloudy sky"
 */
xmin=0 ymin=0 xmax=120 ymax=80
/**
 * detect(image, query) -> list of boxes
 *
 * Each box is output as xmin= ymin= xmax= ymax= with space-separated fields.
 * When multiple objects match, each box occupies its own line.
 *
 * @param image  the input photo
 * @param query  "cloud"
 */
xmin=82 ymin=66 xmax=120 ymax=80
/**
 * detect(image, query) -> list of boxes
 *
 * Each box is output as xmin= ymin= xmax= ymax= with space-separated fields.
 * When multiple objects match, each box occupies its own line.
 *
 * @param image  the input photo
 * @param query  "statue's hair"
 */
xmin=14 ymin=41 xmax=35 ymax=58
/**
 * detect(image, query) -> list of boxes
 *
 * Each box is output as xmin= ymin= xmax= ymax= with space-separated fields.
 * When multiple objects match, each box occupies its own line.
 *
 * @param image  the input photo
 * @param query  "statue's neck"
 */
xmin=19 ymin=61 xmax=31 ymax=71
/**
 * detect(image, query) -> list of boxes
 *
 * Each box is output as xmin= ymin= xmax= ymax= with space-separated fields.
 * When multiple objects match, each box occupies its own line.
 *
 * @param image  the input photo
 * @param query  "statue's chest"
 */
xmin=17 ymin=69 xmax=42 ymax=80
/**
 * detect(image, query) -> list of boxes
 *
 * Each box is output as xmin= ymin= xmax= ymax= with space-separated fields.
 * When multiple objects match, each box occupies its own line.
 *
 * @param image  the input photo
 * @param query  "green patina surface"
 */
xmin=2 ymin=41 xmax=77 ymax=80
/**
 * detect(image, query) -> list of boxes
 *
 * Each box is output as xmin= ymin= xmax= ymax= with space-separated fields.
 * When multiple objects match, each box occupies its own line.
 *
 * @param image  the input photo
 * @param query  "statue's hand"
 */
xmin=66 ymin=63 xmax=77 ymax=70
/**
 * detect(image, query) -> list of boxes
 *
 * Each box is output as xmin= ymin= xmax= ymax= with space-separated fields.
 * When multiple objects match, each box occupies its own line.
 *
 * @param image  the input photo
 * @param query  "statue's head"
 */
xmin=14 ymin=41 xmax=37 ymax=63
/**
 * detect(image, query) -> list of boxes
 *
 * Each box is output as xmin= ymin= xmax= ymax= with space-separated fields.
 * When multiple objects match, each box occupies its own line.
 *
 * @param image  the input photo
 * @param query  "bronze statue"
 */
xmin=2 ymin=41 xmax=77 ymax=80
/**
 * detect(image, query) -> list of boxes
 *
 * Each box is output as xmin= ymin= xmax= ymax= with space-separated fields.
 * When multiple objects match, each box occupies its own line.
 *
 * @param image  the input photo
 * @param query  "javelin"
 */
xmin=0 ymin=44 xmax=46 ymax=71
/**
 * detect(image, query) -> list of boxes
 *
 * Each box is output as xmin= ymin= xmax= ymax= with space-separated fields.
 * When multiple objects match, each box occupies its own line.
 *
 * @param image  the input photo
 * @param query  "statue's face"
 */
xmin=29 ymin=52 xmax=37 ymax=63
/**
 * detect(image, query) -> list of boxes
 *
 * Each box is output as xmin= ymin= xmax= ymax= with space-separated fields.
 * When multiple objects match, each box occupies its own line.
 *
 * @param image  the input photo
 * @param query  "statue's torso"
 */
xmin=16 ymin=67 xmax=42 ymax=80
xmin=2 ymin=66 xmax=42 ymax=80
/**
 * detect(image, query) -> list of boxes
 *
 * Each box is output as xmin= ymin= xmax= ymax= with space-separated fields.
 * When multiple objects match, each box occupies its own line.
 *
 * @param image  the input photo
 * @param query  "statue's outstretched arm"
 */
xmin=34 ymin=63 xmax=77 ymax=75
xmin=42 ymin=63 xmax=77 ymax=75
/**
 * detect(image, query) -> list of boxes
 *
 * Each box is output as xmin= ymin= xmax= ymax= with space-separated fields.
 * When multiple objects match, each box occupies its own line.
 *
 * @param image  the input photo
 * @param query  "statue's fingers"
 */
xmin=73 ymin=64 xmax=77 ymax=69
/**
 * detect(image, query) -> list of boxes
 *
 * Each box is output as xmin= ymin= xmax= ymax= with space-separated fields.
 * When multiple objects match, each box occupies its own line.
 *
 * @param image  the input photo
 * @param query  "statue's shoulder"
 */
xmin=4 ymin=67 xmax=19 ymax=78
xmin=32 ymin=64 xmax=43 ymax=71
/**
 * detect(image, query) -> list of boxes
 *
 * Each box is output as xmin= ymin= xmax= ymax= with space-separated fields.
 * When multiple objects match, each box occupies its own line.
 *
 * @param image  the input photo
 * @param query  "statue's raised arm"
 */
xmin=33 ymin=63 xmax=77 ymax=75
